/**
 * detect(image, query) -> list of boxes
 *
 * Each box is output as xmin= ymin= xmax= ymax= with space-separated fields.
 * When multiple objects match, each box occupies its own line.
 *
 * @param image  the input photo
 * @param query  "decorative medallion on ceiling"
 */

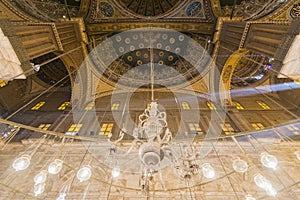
xmin=97 ymin=1 xmax=115 ymax=17
xmin=186 ymin=1 xmax=203 ymax=17
xmin=117 ymin=0 xmax=181 ymax=17
xmin=290 ymin=3 xmax=300 ymax=19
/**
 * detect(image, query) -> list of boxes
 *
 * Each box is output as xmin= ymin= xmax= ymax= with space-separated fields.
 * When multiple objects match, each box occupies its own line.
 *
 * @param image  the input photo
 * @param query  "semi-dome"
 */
xmin=117 ymin=0 xmax=181 ymax=17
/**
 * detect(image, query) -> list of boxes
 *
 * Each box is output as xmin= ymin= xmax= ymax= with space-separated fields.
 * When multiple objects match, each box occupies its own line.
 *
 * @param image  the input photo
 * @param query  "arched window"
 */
xmin=206 ymin=102 xmax=216 ymax=110
xmin=66 ymin=124 xmax=82 ymax=135
xmin=256 ymin=101 xmax=270 ymax=110
xmin=182 ymin=102 xmax=190 ymax=110
xmin=147 ymin=103 xmax=151 ymax=110
xmin=222 ymin=123 xmax=234 ymax=135
xmin=0 ymin=80 xmax=8 ymax=88
xmin=232 ymin=101 xmax=244 ymax=110
xmin=99 ymin=123 xmax=114 ymax=135
xmin=111 ymin=102 xmax=120 ymax=110
xmin=58 ymin=102 xmax=70 ymax=110
xmin=31 ymin=101 xmax=46 ymax=110
xmin=188 ymin=123 xmax=202 ymax=135
xmin=85 ymin=102 xmax=95 ymax=110
xmin=251 ymin=123 xmax=264 ymax=130
xmin=38 ymin=124 xmax=51 ymax=131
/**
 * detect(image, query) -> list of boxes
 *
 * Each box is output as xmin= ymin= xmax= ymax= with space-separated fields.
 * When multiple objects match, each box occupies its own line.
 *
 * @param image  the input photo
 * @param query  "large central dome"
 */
xmin=118 ymin=0 xmax=181 ymax=17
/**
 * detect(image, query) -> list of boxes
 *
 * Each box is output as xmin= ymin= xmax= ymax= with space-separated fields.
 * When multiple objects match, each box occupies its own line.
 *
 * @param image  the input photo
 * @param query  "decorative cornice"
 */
xmin=209 ymin=0 xmax=222 ymax=17
xmin=239 ymin=22 xmax=251 ymax=49
xmin=1 ymin=0 xmax=38 ymax=22
xmin=51 ymin=24 xmax=64 ymax=51
xmin=77 ymin=0 xmax=91 ymax=20
xmin=262 ymin=0 xmax=299 ymax=21
xmin=87 ymin=22 xmax=214 ymax=35
xmin=12 ymin=21 xmax=64 ymax=52
xmin=60 ymin=17 xmax=89 ymax=45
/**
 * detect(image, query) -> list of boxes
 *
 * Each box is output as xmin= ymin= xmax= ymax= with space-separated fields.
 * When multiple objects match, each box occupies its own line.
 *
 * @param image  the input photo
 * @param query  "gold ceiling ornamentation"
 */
xmin=87 ymin=22 xmax=213 ymax=35
xmin=116 ymin=0 xmax=182 ymax=17
xmin=0 ymin=0 xmax=37 ymax=22
xmin=262 ymin=0 xmax=300 ymax=21
xmin=87 ymin=0 xmax=215 ymax=23
xmin=289 ymin=2 xmax=300 ymax=19
xmin=220 ymin=49 xmax=249 ymax=105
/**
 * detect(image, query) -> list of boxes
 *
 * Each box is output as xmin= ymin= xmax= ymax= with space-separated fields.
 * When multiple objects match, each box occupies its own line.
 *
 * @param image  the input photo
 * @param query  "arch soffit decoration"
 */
xmin=30 ymin=52 xmax=77 ymax=91
xmin=111 ymin=0 xmax=189 ymax=19
xmin=86 ymin=0 xmax=215 ymax=24
xmin=260 ymin=0 xmax=300 ymax=22
xmin=78 ymin=0 xmax=92 ymax=20
xmin=208 ymin=0 xmax=222 ymax=17
xmin=0 ymin=0 xmax=46 ymax=22
xmin=220 ymin=49 xmax=249 ymax=105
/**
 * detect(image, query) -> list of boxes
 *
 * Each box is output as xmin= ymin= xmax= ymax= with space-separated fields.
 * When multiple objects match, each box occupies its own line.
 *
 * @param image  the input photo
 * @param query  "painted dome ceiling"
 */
xmin=117 ymin=0 xmax=181 ymax=17
xmin=90 ymin=29 xmax=211 ymax=89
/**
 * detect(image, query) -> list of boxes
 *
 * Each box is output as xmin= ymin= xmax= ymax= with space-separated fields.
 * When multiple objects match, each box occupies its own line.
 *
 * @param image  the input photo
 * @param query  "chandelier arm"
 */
xmin=149 ymin=32 xmax=155 ymax=101
xmin=161 ymin=129 xmax=172 ymax=143
xmin=28 ymin=135 xmax=47 ymax=157
xmin=112 ymin=132 xmax=125 ymax=144
xmin=122 ymin=139 xmax=143 ymax=156
xmin=155 ymin=134 xmax=162 ymax=143
xmin=161 ymin=146 xmax=179 ymax=163
xmin=1 ymin=127 xmax=20 ymax=149
xmin=158 ymin=168 xmax=166 ymax=191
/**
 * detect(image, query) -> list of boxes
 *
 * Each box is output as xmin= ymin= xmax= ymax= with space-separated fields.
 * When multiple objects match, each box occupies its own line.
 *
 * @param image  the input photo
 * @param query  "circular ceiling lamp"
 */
xmin=48 ymin=159 xmax=63 ymax=175
xmin=12 ymin=155 xmax=31 ymax=171
xmin=232 ymin=157 xmax=248 ymax=173
xmin=77 ymin=166 xmax=92 ymax=182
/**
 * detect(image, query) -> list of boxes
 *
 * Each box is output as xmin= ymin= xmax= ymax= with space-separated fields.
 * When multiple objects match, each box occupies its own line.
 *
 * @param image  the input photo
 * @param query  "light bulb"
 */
xmin=295 ymin=151 xmax=300 ymax=160
xmin=12 ymin=155 xmax=31 ymax=171
xmin=260 ymin=152 xmax=278 ymax=170
xmin=232 ymin=157 xmax=248 ymax=173
xmin=245 ymin=194 xmax=256 ymax=200
xmin=56 ymin=193 xmax=66 ymax=200
xmin=34 ymin=183 xmax=45 ymax=196
xmin=48 ymin=159 xmax=63 ymax=174
xmin=265 ymin=186 xmax=277 ymax=197
xmin=112 ymin=167 xmax=120 ymax=178
xmin=254 ymin=174 xmax=272 ymax=189
xmin=76 ymin=166 xmax=92 ymax=182
xmin=202 ymin=163 xmax=215 ymax=179
xmin=34 ymin=170 xmax=47 ymax=184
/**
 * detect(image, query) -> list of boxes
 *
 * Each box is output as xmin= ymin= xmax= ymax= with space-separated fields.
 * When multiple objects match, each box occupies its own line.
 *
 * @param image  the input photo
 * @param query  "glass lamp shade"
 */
xmin=112 ymin=167 xmax=120 ymax=178
xmin=260 ymin=152 xmax=278 ymax=170
xmin=76 ymin=166 xmax=92 ymax=182
xmin=56 ymin=193 xmax=66 ymax=200
xmin=34 ymin=170 xmax=48 ymax=184
xmin=295 ymin=151 xmax=300 ymax=160
xmin=48 ymin=159 xmax=63 ymax=174
xmin=254 ymin=174 xmax=272 ymax=189
xmin=202 ymin=163 xmax=215 ymax=179
xmin=34 ymin=183 xmax=45 ymax=196
xmin=12 ymin=155 xmax=31 ymax=171
xmin=232 ymin=157 xmax=248 ymax=173
xmin=245 ymin=194 xmax=256 ymax=200
xmin=265 ymin=186 xmax=277 ymax=197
